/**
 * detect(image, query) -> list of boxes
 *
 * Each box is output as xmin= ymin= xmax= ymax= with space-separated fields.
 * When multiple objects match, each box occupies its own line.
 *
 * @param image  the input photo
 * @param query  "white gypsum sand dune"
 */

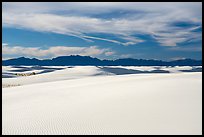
xmin=2 ymin=66 xmax=113 ymax=86
xmin=2 ymin=66 xmax=201 ymax=87
xmin=2 ymin=72 xmax=202 ymax=135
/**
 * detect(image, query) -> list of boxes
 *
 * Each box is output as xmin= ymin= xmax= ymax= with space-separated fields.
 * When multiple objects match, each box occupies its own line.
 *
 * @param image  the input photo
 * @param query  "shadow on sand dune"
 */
xmin=3 ymin=66 xmax=67 ymax=78
xmin=9 ymin=66 xmax=66 ymax=75
xmin=97 ymin=67 xmax=170 ymax=75
xmin=2 ymin=72 xmax=18 ymax=78
xmin=180 ymin=67 xmax=202 ymax=72
xmin=2 ymin=66 xmax=202 ymax=78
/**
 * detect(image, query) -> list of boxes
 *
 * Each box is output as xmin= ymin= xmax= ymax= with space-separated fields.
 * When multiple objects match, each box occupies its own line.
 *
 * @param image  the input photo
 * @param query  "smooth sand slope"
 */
xmin=2 ymin=66 xmax=201 ymax=87
xmin=2 ymin=66 xmax=113 ymax=86
xmin=2 ymin=72 xmax=202 ymax=135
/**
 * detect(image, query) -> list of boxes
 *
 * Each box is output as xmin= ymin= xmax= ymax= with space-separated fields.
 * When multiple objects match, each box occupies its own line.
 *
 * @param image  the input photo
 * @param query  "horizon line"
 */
xmin=2 ymin=55 xmax=202 ymax=62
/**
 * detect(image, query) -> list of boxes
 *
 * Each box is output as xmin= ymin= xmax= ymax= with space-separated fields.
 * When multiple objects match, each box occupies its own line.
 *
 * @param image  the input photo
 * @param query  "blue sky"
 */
xmin=2 ymin=2 xmax=202 ymax=60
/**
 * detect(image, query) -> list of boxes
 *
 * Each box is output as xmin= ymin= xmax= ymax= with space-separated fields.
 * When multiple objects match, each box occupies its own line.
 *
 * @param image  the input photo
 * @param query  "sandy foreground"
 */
xmin=2 ymin=66 xmax=202 ymax=135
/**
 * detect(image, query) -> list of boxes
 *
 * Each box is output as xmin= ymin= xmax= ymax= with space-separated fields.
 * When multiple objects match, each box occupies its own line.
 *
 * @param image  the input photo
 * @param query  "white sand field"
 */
xmin=2 ymin=66 xmax=202 ymax=135
xmin=2 ymin=66 xmax=113 ymax=86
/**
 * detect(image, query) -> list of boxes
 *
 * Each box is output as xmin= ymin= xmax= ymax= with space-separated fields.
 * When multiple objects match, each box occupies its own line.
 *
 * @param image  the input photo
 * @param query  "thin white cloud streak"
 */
xmin=83 ymin=35 xmax=143 ymax=46
xmin=2 ymin=2 xmax=202 ymax=46
xmin=2 ymin=44 xmax=115 ymax=58
xmin=83 ymin=36 xmax=123 ymax=45
xmin=2 ymin=43 xmax=9 ymax=46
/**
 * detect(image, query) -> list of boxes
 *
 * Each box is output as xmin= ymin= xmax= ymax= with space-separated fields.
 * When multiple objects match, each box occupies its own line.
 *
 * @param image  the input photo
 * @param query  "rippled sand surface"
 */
xmin=2 ymin=72 xmax=202 ymax=135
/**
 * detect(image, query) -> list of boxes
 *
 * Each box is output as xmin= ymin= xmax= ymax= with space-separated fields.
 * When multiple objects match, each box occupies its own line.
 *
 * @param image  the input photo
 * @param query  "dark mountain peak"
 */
xmin=2 ymin=55 xmax=202 ymax=66
xmin=31 ymin=58 xmax=39 ymax=60
xmin=16 ymin=57 xmax=28 ymax=60
xmin=18 ymin=56 xmax=26 ymax=59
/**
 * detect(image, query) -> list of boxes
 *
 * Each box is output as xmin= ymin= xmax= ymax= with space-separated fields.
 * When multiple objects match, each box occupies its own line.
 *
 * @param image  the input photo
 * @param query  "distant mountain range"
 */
xmin=2 ymin=55 xmax=202 ymax=66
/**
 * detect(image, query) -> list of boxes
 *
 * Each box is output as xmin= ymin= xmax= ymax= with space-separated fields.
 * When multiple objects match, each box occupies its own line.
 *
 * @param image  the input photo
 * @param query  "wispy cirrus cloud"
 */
xmin=2 ymin=2 xmax=202 ymax=46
